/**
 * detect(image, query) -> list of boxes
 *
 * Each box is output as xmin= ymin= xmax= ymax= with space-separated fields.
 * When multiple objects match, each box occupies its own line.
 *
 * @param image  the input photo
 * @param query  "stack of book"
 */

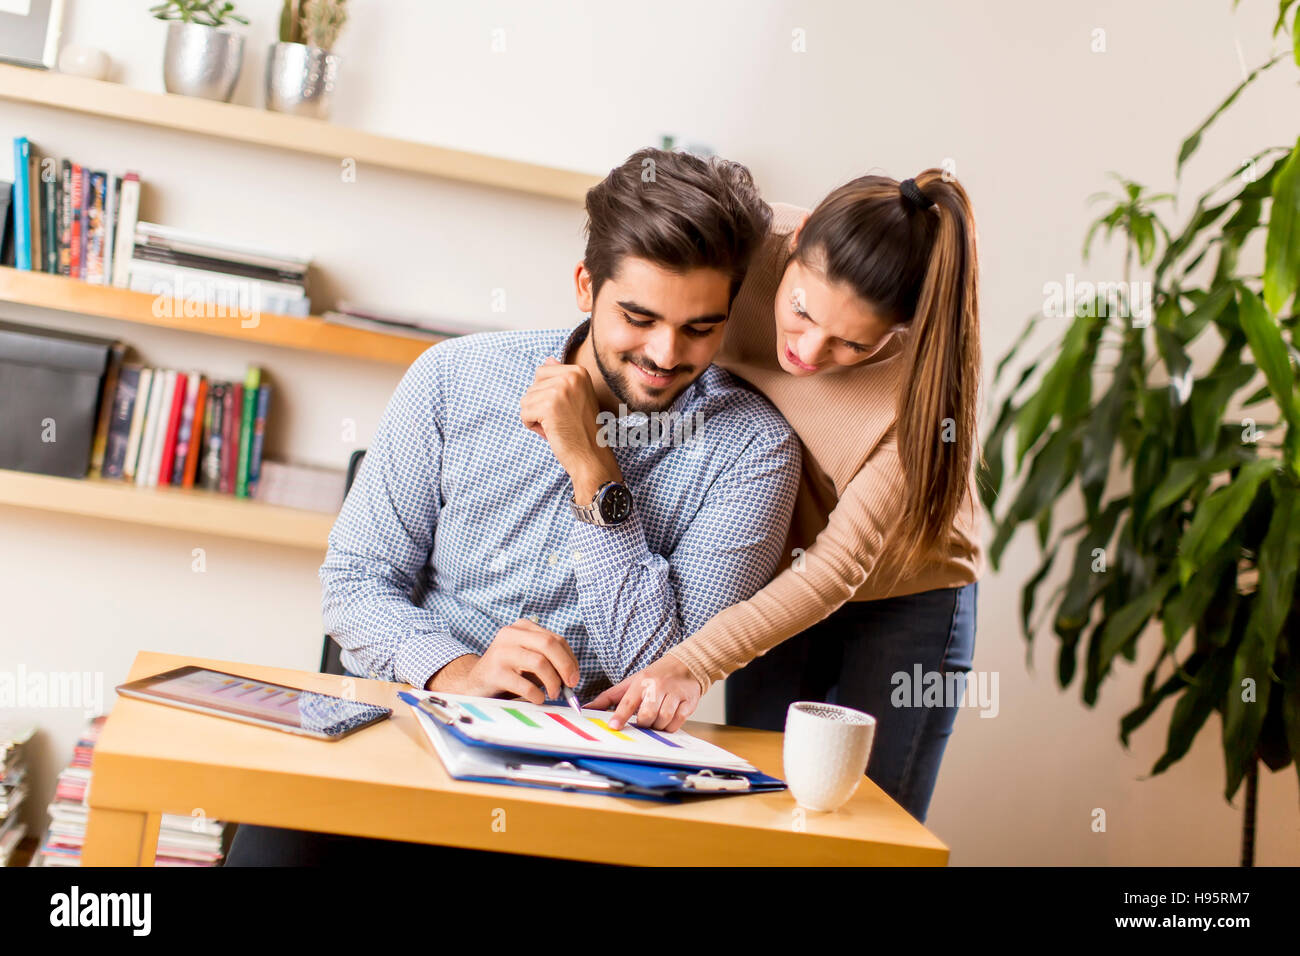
xmin=4 ymin=137 xmax=142 ymax=283
xmin=323 ymin=301 xmax=496 ymax=339
xmin=32 ymin=717 xmax=228 ymax=867
xmin=91 ymin=354 xmax=272 ymax=498
xmin=3 ymin=137 xmax=313 ymax=318
xmin=0 ymin=725 xmax=34 ymax=867
xmin=126 ymin=221 xmax=312 ymax=317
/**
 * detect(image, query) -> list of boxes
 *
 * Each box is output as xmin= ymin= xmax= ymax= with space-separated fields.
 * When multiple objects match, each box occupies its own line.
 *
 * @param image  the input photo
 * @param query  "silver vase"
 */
xmin=265 ymin=42 xmax=340 ymax=119
xmin=162 ymin=21 xmax=245 ymax=102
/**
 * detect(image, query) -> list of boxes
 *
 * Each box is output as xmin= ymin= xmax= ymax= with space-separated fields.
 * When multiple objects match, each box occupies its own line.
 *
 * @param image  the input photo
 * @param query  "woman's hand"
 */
xmin=584 ymin=654 xmax=703 ymax=732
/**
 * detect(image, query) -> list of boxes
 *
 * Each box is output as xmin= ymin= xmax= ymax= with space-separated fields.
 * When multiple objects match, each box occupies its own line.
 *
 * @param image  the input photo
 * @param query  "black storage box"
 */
xmin=0 ymin=319 xmax=120 ymax=478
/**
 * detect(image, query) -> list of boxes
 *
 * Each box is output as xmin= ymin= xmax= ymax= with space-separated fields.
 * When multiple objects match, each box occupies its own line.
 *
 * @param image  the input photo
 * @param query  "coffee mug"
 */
xmin=783 ymin=701 xmax=876 ymax=811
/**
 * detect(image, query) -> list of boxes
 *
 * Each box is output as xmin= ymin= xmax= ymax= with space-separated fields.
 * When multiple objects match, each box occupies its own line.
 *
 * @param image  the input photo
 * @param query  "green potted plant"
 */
xmin=152 ymin=0 xmax=248 ymax=102
xmin=981 ymin=5 xmax=1299 ymax=863
xmin=265 ymin=0 xmax=349 ymax=119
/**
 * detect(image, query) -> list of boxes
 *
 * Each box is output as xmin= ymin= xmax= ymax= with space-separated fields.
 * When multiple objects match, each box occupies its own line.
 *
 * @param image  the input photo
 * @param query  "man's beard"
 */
xmin=590 ymin=323 xmax=693 ymax=414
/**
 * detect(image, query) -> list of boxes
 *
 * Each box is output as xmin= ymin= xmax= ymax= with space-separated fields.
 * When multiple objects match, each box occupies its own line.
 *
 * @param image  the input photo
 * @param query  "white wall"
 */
xmin=2 ymin=0 xmax=1297 ymax=864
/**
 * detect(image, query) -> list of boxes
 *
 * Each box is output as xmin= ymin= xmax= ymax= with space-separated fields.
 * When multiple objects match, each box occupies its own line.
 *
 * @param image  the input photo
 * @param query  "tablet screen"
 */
xmin=117 ymin=666 xmax=391 ymax=739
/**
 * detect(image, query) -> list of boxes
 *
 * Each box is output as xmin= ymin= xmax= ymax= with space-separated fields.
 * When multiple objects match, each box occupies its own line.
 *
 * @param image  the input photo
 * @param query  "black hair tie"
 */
xmin=899 ymin=178 xmax=934 ymax=211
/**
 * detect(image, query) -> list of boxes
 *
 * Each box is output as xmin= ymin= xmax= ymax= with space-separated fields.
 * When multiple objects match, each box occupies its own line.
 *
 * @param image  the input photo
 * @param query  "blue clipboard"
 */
xmin=402 ymin=691 xmax=786 ymax=801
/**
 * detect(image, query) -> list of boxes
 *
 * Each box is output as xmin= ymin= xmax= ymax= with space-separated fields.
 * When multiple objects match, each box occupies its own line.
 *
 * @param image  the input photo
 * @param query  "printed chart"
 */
xmin=413 ymin=691 xmax=756 ymax=772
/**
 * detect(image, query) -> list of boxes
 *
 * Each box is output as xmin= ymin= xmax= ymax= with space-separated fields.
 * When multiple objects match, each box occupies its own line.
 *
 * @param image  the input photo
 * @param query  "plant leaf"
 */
xmin=1176 ymin=458 xmax=1278 ymax=584
xmin=1263 ymin=137 xmax=1300 ymax=314
xmin=1176 ymin=55 xmax=1284 ymax=177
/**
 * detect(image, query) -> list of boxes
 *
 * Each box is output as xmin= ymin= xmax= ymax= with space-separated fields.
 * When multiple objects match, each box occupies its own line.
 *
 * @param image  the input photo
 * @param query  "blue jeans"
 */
xmin=725 ymin=582 xmax=978 ymax=823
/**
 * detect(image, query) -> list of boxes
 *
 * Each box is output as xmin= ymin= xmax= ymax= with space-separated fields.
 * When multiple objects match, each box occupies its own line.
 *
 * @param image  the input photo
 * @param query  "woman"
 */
xmin=587 ymin=169 xmax=983 ymax=823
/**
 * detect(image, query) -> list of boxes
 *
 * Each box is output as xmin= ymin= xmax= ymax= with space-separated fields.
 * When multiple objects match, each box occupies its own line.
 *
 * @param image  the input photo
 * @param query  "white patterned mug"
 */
xmin=783 ymin=701 xmax=876 ymax=811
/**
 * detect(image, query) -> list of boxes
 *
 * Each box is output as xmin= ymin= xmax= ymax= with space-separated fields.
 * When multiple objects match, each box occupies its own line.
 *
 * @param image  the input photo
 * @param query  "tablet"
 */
xmin=115 ymin=666 xmax=392 ymax=741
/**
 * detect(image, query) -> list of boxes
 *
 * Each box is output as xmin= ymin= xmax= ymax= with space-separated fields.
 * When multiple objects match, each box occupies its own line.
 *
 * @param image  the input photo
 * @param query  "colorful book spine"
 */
xmin=84 ymin=171 xmax=107 ymax=284
xmin=123 ymin=368 xmax=153 ymax=480
xmin=181 ymin=377 xmax=209 ymax=489
xmin=236 ymin=366 xmax=260 ymax=497
xmin=12 ymin=138 xmax=31 ymax=270
xmin=201 ymin=384 xmax=225 ymax=491
xmin=111 ymin=173 xmax=140 ymax=288
xmin=247 ymin=383 xmax=271 ymax=496
xmin=41 ymin=161 xmax=58 ymax=274
xmin=220 ymin=383 xmax=240 ymax=494
xmin=27 ymin=146 xmax=42 ymax=273
xmin=58 ymin=159 xmax=72 ymax=276
xmin=102 ymin=365 xmax=142 ymax=480
xmin=102 ymin=174 xmax=121 ymax=286
xmin=170 ymin=373 xmax=201 ymax=486
xmin=68 ymin=163 xmax=83 ymax=278
xmin=157 ymin=371 xmax=188 ymax=486
xmin=89 ymin=343 xmax=127 ymax=477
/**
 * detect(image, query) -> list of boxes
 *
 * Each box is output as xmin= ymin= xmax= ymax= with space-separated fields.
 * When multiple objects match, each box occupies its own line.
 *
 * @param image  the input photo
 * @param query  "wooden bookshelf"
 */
xmin=0 ymin=63 xmax=600 ymax=202
xmin=0 ymin=467 xmax=334 ymax=550
xmin=0 ymin=266 xmax=438 ymax=365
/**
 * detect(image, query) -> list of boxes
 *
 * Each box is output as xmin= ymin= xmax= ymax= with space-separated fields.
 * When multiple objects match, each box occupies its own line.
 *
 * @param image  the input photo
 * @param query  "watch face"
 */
xmin=598 ymin=484 xmax=633 ymax=524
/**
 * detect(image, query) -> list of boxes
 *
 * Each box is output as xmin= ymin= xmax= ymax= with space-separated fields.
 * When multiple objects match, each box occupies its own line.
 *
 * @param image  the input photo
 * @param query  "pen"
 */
xmin=561 ymin=685 xmax=583 ymax=719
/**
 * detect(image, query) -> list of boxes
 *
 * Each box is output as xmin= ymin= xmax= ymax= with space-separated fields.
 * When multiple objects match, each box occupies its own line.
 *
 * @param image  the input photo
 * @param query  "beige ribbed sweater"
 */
xmin=665 ymin=202 xmax=984 ymax=692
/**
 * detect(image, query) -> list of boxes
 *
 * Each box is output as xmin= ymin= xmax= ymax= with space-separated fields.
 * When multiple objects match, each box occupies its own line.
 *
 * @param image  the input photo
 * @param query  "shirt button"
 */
xmin=368 ymin=671 xmax=376 ymax=678
xmin=527 ymin=614 xmax=540 ymax=623
xmin=572 ymin=550 xmax=583 ymax=562
xmin=547 ymin=554 xmax=557 ymax=565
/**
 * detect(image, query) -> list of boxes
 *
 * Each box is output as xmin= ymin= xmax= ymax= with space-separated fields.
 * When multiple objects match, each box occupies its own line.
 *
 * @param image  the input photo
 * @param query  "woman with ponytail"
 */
xmin=587 ymin=170 xmax=983 ymax=823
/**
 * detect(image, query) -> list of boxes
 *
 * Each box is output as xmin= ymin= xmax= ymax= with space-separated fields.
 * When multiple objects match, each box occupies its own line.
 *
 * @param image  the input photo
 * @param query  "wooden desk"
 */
xmin=83 ymin=651 xmax=949 ymax=866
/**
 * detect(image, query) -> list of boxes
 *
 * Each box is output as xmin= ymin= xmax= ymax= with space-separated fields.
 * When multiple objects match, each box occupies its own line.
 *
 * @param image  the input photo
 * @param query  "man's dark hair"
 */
xmin=582 ymin=147 xmax=772 ymax=306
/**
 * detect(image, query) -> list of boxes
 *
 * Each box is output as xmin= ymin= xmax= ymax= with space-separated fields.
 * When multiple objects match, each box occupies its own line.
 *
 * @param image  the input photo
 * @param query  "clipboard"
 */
xmin=401 ymin=692 xmax=785 ymax=801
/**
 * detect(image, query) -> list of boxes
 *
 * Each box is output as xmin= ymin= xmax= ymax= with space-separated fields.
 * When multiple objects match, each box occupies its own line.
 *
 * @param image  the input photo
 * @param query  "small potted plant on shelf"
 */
xmin=152 ymin=0 xmax=248 ymax=103
xmin=266 ymin=0 xmax=348 ymax=119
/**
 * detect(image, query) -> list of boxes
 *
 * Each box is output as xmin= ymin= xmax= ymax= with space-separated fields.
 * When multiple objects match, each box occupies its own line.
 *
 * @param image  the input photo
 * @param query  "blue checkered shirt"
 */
xmin=320 ymin=322 xmax=801 ymax=700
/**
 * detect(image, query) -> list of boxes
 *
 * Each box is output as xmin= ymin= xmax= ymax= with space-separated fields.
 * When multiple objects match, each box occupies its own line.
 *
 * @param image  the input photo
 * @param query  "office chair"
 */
xmin=319 ymin=448 xmax=366 ymax=676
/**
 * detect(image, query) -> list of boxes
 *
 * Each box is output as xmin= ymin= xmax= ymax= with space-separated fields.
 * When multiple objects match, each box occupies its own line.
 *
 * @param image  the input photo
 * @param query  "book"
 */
xmin=41 ymin=158 xmax=58 ymax=274
xmin=12 ymin=138 xmax=31 ymax=270
xmin=247 ymin=383 xmax=271 ymax=496
xmin=123 ymin=367 xmax=153 ymax=480
xmin=102 ymin=174 xmax=121 ymax=287
xmin=181 ymin=376 xmax=208 ymax=489
xmin=89 ymin=342 xmax=128 ymax=477
xmin=27 ymin=144 xmax=41 ymax=274
xmin=200 ymin=383 xmax=225 ymax=491
xmin=68 ymin=163 xmax=83 ymax=279
xmin=58 ymin=159 xmax=72 ymax=276
xmin=110 ymin=173 xmax=140 ymax=288
xmin=143 ymin=370 xmax=177 ymax=488
xmin=134 ymin=220 xmax=311 ymax=272
xmin=253 ymin=460 xmax=347 ymax=512
xmin=134 ymin=368 xmax=168 ymax=488
xmin=84 ymin=170 xmax=107 ymax=284
xmin=157 ymin=370 xmax=188 ymax=486
xmin=171 ymin=373 xmax=201 ymax=486
xmin=102 ymin=364 xmax=142 ymax=479
xmin=236 ymin=366 xmax=260 ymax=497
xmin=220 ymin=382 xmax=240 ymax=494
xmin=0 ymin=180 xmax=13 ymax=267
xmin=132 ymin=243 xmax=308 ymax=285
xmin=76 ymin=166 xmax=89 ymax=280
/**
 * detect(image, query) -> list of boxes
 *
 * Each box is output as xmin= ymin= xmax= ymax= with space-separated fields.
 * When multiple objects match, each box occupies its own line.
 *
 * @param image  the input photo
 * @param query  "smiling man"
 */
xmin=319 ymin=146 xmax=801 ymax=709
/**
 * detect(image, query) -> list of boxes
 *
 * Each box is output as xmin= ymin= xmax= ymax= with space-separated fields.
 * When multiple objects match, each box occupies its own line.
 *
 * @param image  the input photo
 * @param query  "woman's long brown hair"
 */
xmin=794 ymin=169 xmax=981 ymax=581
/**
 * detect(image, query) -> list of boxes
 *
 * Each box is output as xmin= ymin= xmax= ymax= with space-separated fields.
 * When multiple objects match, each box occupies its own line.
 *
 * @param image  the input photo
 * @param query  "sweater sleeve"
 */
xmin=665 ymin=428 xmax=906 ymax=693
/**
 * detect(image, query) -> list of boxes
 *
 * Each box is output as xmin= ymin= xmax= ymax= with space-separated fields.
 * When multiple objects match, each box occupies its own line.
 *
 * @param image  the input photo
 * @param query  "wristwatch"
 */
xmin=571 ymin=480 xmax=633 ymax=526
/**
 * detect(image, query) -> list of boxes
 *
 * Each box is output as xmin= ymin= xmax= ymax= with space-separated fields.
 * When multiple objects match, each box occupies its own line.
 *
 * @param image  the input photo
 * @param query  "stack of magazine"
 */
xmin=0 ymin=725 xmax=34 ymax=866
xmin=126 ymin=221 xmax=312 ymax=317
xmin=32 ymin=716 xmax=228 ymax=867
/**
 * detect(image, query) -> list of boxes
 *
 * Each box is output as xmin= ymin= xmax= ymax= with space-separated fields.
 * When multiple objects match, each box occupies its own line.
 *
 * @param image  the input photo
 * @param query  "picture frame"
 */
xmin=0 ymin=0 xmax=66 ymax=70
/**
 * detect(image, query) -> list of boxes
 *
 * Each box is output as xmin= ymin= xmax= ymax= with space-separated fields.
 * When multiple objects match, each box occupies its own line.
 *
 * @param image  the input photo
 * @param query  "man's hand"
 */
xmin=427 ymin=619 xmax=581 ymax=704
xmin=520 ymin=357 xmax=623 ymax=503
xmin=584 ymin=654 xmax=703 ymax=733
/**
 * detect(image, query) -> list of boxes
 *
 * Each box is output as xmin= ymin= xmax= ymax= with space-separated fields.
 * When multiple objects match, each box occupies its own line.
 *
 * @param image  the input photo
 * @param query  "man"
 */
xmin=225 ymin=147 xmax=799 ymax=865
